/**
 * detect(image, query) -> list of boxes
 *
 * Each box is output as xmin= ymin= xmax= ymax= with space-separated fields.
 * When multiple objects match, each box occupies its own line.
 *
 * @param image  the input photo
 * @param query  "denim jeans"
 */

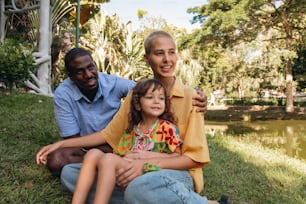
xmin=61 ymin=163 xmax=208 ymax=204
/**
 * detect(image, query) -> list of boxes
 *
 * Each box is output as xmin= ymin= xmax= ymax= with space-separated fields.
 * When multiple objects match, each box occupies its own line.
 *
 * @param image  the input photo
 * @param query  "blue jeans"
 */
xmin=61 ymin=163 xmax=208 ymax=204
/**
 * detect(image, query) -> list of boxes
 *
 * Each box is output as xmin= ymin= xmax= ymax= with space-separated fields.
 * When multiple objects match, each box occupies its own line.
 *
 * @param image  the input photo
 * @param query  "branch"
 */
xmin=7 ymin=0 xmax=39 ymax=13
xmin=32 ymin=52 xmax=51 ymax=66
xmin=28 ymin=71 xmax=41 ymax=86
xmin=24 ymin=71 xmax=53 ymax=97
xmin=24 ymin=80 xmax=41 ymax=94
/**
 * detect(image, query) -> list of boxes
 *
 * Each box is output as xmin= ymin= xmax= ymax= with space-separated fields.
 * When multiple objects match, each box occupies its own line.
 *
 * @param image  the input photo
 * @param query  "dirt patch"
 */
xmin=205 ymin=106 xmax=306 ymax=121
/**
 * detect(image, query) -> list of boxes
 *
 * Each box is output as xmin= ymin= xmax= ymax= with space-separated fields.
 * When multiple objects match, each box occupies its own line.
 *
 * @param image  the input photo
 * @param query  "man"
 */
xmin=47 ymin=47 xmax=135 ymax=174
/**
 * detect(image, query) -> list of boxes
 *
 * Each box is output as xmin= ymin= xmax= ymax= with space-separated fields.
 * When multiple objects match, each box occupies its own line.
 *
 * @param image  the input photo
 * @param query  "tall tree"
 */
xmin=81 ymin=12 xmax=147 ymax=80
xmin=188 ymin=0 xmax=306 ymax=112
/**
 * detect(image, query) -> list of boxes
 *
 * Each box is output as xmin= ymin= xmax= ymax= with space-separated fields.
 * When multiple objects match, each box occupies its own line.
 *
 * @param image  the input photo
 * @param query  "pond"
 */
xmin=205 ymin=120 xmax=306 ymax=161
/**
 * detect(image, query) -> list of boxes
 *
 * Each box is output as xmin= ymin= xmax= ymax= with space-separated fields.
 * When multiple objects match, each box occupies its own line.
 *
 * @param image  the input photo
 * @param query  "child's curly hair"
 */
xmin=126 ymin=79 xmax=177 ymax=133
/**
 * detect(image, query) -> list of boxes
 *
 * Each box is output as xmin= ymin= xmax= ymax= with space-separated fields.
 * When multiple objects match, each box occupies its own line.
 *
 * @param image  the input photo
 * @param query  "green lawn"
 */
xmin=0 ymin=90 xmax=305 ymax=204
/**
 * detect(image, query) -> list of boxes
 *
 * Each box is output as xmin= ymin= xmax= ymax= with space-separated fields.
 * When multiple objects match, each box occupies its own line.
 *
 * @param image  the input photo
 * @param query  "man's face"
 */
xmin=69 ymin=55 xmax=98 ymax=93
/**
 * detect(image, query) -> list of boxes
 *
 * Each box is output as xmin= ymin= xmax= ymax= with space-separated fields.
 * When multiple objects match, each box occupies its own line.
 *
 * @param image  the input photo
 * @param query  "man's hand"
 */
xmin=36 ymin=142 xmax=63 ymax=165
xmin=116 ymin=159 xmax=144 ymax=187
xmin=193 ymin=88 xmax=207 ymax=113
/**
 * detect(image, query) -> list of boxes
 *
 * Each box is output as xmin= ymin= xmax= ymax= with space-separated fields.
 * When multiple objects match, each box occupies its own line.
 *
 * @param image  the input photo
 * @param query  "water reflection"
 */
xmin=206 ymin=120 xmax=306 ymax=161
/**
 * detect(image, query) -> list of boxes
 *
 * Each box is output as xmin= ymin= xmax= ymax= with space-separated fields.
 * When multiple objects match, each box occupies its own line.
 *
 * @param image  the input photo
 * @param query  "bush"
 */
xmin=0 ymin=39 xmax=36 ymax=89
xmin=224 ymin=97 xmax=282 ymax=106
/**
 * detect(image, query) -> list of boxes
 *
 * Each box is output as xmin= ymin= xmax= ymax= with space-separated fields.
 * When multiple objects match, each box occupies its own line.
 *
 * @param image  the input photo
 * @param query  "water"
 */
xmin=205 ymin=120 xmax=306 ymax=161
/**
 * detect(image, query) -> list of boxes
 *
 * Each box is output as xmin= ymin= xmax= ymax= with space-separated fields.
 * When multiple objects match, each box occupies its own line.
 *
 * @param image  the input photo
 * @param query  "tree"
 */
xmin=188 ymin=0 xmax=306 ymax=112
xmin=1 ymin=0 xmax=52 ymax=95
xmin=1 ymin=0 xmax=110 ymax=95
xmin=80 ymin=11 xmax=148 ymax=80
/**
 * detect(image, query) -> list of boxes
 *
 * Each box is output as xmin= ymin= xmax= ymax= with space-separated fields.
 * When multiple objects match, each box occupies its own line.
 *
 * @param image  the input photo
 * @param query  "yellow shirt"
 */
xmin=102 ymin=79 xmax=210 ymax=193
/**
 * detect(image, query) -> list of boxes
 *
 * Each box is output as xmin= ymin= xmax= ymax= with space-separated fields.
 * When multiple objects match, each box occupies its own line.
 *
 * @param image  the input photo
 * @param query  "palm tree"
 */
xmin=81 ymin=11 xmax=148 ymax=80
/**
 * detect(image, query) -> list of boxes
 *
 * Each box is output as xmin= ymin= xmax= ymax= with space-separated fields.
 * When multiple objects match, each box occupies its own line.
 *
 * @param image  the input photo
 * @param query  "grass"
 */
xmin=0 ymin=90 xmax=70 ymax=203
xmin=1 ymin=90 xmax=305 ymax=204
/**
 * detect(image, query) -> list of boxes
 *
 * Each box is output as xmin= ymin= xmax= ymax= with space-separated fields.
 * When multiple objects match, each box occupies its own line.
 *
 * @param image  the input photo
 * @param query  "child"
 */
xmin=71 ymin=79 xmax=183 ymax=204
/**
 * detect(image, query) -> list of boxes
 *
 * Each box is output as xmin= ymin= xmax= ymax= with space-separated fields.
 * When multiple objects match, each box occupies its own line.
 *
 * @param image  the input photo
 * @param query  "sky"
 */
xmin=100 ymin=0 xmax=207 ymax=32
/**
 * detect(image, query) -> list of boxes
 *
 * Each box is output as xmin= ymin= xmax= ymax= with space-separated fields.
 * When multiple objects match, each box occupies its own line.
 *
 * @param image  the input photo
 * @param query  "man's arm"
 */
xmin=192 ymin=88 xmax=207 ymax=113
xmin=54 ymin=92 xmax=81 ymax=138
xmin=36 ymin=131 xmax=107 ymax=165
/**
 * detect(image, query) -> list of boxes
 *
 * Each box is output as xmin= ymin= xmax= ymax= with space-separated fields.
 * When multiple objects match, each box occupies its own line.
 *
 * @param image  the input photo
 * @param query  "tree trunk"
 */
xmin=25 ymin=0 xmax=53 ymax=96
xmin=285 ymin=58 xmax=294 ymax=112
xmin=0 ymin=0 xmax=6 ymax=41
xmin=282 ymin=3 xmax=294 ymax=113
xmin=37 ymin=0 xmax=52 ymax=96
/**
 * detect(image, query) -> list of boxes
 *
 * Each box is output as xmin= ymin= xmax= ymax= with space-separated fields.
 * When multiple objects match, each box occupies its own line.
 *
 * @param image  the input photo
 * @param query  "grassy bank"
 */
xmin=206 ymin=105 xmax=306 ymax=121
xmin=0 ymin=91 xmax=305 ymax=203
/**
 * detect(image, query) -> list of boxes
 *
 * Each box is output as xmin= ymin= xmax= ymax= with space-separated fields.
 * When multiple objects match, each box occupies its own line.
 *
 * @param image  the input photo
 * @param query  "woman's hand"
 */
xmin=193 ymin=88 xmax=207 ymax=113
xmin=36 ymin=141 xmax=63 ymax=165
xmin=125 ymin=150 xmax=159 ymax=160
xmin=125 ymin=150 xmax=179 ymax=160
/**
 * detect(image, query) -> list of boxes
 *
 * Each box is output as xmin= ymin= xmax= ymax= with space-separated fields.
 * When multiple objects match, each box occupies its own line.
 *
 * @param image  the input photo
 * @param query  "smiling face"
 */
xmin=69 ymin=54 xmax=99 ymax=95
xmin=138 ymin=85 xmax=166 ymax=120
xmin=144 ymin=36 xmax=178 ymax=80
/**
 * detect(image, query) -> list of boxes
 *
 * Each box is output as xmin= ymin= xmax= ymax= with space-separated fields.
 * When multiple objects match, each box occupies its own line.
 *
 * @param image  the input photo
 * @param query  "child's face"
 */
xmin=144 ymin=36 xmax=177 ymax=79
xmin=139 ymin=86 xmax=166 ymax=119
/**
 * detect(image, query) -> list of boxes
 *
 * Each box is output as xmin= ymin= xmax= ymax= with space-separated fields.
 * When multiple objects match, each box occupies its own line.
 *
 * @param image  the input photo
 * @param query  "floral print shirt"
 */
xmin=114 ymin=119 xmax=182 ymax=157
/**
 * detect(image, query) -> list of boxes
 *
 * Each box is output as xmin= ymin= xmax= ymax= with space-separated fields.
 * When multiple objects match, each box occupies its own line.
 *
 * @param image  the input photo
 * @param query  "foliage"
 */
xmin=0 ymin=39 xmax=36 ymax=89
xmin=225 ymin=98 xmax=282 ymax=106
xmin=175 ymin=49 xmax=204 ymax=88
xmin=293 ymin=48 xmax=306 ymax=92
xmin=81 ymin=11 xmax=149 ymax=81
xmin=137 ymin=9 xmax=148 ymax=19
xmin=137 ymin=14 xmax=187 ymax=41
xmin=186 ymin=0 xmax=306 ymax=111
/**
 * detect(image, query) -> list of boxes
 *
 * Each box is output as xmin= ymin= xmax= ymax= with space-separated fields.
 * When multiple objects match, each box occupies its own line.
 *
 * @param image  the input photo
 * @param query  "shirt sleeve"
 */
xmin=102 ymin=91 xmax=132 ymax=148
xmin=182 ymin=107 xmax=210 ymax=164
xmin=54 ymin=93 xmax=79 ymax=138
xmin=115 ymin=77 xmax=136 ymax=99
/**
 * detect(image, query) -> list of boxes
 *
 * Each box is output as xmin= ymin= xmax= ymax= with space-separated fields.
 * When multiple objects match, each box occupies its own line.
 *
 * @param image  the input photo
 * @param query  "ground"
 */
xmin=205 ymin=106 xmax=306 ymax=121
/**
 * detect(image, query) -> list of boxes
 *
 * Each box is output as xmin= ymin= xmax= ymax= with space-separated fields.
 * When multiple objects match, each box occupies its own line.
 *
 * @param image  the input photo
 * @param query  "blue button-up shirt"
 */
xmin=54 ymin=73 xmax=135 ymax=138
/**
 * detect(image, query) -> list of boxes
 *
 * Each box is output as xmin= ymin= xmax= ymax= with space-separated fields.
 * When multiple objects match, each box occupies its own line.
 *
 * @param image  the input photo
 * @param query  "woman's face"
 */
xmin=144 ymin=36 xmax=177 ymax=79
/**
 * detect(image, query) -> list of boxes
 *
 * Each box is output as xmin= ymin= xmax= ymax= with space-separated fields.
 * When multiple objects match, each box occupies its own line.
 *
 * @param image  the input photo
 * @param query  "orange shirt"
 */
xmin=102 ymin=79 xmax=210 ymax=193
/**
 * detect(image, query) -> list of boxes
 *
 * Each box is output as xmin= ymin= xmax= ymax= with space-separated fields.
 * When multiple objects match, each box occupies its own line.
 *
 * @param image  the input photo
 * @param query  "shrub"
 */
xmin=0 ymin=39 xmax=36 ymax=89
xmin=224 ymin=97 xmax=282 ymax=106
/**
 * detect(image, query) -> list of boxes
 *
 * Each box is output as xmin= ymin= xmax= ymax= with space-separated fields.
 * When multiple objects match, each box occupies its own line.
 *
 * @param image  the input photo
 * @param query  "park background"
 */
xmin=0 ymin=0 xmax=305 ymax=203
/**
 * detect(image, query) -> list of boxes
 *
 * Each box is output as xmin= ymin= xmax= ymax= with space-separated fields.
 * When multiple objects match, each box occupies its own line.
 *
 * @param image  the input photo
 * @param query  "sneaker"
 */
xmin=218 ymin=195 xmax=231 ymax=204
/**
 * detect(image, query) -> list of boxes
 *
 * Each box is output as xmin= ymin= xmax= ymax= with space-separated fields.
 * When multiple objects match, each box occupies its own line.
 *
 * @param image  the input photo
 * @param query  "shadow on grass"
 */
xmin=202 ymin=135 xmax=306 ymax=204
